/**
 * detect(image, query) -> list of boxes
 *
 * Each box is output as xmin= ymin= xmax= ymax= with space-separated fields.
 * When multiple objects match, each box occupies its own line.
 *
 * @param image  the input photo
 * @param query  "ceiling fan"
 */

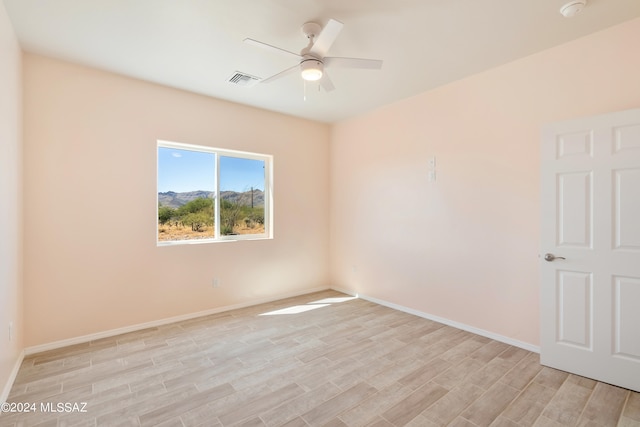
xmin=244 ymin=19 xmax=383 ymax=92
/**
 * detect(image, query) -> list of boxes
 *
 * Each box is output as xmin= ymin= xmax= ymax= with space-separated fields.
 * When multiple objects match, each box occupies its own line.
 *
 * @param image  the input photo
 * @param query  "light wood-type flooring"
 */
xmin=2 ymin=290 xmax=639 ymax=427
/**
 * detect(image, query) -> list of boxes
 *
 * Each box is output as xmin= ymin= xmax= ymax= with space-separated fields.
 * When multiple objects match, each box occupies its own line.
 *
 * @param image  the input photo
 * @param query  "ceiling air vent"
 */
xmin=227 ymin=71 xmax=260 ymax=87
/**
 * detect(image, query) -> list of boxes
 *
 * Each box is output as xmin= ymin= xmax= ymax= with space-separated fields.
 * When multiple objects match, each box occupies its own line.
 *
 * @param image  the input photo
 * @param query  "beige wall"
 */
xmin=23 ymin=54 xmax=330 ymax=347
xmin=330 ymin=17 xmax=640 ymax=347
xmin=0 ymin=1 xmax=23 ymax=398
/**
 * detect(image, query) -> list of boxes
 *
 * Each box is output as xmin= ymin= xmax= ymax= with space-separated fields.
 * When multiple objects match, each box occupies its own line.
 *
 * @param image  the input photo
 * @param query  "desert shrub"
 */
xmin=177 ymin=197 xmax=213 ymax=216
xmin=250 ymin=210 xmax=264 ymax=225
xmin=183 ymin=211 xmax=213 ymax=232
xmin=158 ymin=206 xmax=175 ymax=225
xmin=221 ymin=199 xmax=242 ymax=235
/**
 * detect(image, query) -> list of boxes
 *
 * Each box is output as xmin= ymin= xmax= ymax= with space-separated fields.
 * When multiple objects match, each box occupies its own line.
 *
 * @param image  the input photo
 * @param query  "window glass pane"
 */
xmin=157 ymin=147 xmax=215 ymax=241
xmin=220 ymin=156 xmax=266 ymax=236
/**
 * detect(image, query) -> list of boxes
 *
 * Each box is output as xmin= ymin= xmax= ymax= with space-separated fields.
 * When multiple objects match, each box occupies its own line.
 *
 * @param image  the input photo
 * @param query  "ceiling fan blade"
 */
xmin=320 ymin=72 xmax=335 ymax=92
xmin=324 ymin=57 xmax=383 ymax=70
xmin=310 ymin=18 xmax=343 ymax=57
xmin=261 ymin=64 xmax=299 ymax=84
xmin=244 ymin=38 xmax=301 ymax=60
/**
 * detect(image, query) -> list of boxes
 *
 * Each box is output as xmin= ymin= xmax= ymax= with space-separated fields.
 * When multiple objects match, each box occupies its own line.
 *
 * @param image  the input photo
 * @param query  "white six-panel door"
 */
xmin=541 ymin=108 xmax=640 ymax=393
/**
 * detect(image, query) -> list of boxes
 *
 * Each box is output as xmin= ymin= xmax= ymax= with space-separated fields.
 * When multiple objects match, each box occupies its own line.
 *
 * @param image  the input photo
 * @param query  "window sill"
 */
xmin=157 ymin=235 xmax=272 ymax=247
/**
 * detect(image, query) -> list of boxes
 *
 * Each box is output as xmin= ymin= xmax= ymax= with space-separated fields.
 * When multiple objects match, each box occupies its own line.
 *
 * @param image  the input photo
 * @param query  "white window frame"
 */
xmin=157 ymin=140 xmax=273 ymax=245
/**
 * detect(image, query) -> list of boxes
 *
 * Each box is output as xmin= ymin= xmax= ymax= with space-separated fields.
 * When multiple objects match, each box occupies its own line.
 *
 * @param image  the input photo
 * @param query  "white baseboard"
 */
xmin=1 ymin=349 xmax=24 ymax=404
xmin=332 ymin=287 xmax=540 ymax=354
xmin=25 ymin=286 xmax=330 ymax=356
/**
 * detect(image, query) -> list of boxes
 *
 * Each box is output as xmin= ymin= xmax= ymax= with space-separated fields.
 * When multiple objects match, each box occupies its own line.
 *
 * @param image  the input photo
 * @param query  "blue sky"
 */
xmin=157 ymin=147 xmax=265 ymax=193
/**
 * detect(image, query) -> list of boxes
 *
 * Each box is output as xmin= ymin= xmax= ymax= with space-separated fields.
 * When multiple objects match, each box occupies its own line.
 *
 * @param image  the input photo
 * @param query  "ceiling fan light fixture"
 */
xmin=301 ymin=58 xmax=323 ymax=81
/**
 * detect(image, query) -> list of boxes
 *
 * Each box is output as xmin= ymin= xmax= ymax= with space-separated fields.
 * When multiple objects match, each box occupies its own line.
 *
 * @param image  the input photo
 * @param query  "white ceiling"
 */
xmin=4 ymin=0 xmax=640 ymax=123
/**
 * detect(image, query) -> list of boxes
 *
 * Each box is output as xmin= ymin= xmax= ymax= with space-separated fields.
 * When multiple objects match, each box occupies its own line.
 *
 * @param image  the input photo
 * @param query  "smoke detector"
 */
xmin=560 ymin=0 xmax=587 ymax=18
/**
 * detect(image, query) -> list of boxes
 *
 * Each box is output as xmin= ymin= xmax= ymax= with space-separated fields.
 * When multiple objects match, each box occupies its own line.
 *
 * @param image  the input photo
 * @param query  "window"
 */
xmin=157 ymin=140 xmax=272 ymax=244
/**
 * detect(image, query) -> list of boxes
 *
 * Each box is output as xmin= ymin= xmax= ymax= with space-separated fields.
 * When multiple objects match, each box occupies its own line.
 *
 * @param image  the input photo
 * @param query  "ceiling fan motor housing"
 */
xmin=301 ymin=22 xmax=322 ymax=39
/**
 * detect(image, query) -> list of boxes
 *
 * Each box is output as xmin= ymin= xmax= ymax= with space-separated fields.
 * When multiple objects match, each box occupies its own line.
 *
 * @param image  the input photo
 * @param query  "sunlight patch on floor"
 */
xmin=309 ymin=296 xmax=357 ymax=304
xmin=259 ymin=304 xmax=330 ymax=316
xmin=259 ymin=294 xmax=357 ymax=316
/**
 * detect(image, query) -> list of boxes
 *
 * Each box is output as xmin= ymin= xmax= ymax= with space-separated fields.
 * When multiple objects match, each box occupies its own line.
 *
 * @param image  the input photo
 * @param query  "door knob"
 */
xmin=544 ymin=253 xmax=566 ymax=262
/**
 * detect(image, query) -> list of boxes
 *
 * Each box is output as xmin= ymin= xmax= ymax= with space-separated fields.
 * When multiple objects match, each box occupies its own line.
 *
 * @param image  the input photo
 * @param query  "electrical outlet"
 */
xmin=212 ymin=278 xmax=220 ymax=288
xmin=9 ymin=321 xmax=13 ymax=341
